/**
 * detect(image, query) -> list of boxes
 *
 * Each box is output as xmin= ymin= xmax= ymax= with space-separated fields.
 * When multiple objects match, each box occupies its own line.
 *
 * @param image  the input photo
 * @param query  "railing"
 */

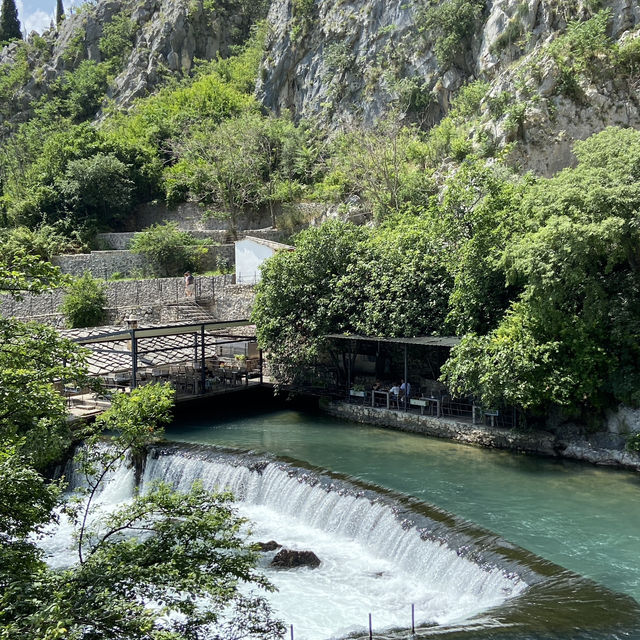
xmin=344 ymin=384 xmax=520 ymax=428
xmin=235 ymin=273 xmax=260 ymax=285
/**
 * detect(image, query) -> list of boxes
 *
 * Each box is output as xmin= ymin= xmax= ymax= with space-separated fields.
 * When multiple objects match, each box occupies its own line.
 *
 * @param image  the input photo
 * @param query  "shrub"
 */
xmin=56 ymin=152 xmax=135 ymax=228
xmin=0 ymin=225 xmax=84 ymax=260
xmin=60 ymin=272 xmax=107 ymax=328
xmin=419 ymin=0 xmax=485 ymax=67
xmin=290 ymin=0 xmax=314 ymax=41
xmin=55 ymin=60 xmax=110 ymax=121
xmin=626 ymin=432 xmax=640 ymax=452
xmin=130 ymin=222 xmax=209 ymax=277
xmin=99 ymin=11 xmax=136 ymax=65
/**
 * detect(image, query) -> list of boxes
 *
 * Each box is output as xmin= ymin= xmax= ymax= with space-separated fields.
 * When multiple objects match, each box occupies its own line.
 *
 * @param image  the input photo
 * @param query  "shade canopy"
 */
xmin=324 ymin=334 xmax=460 ymax=348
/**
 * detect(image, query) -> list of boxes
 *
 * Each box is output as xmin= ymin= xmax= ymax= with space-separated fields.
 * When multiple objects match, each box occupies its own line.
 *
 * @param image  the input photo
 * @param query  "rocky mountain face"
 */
xmin=258 ymin=0 xmax=640 ymax=174
xmin=2 ymin=0 xmax=640 ymax=176
xmin=0 ymin=0 xmax=265 ymax=122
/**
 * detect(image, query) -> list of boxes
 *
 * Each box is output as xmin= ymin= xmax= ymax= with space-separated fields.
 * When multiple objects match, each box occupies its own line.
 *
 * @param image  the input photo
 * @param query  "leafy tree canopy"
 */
xmin=254 ymin=128 xmax=640 ymax=418
xmin=0 ymin=256 xmax=284 ymax=639
xmin=130 ymin=221 xmax=209 ymax=277
xmin=60 ymin=272 xmax=107 ymax=328
xmin=442 ymin=127 xmax=640 ymax=415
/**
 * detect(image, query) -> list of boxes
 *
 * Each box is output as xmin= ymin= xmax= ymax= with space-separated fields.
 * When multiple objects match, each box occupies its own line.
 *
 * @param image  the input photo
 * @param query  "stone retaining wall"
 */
xmin=0 ymin=274 xmax=236 ymax=319
xmin=325 ymin=401 xmax=640 ymax=471
xmin=95 ymin=228 xmax=290 ymax=250
xmin=132 ymin=202 xmax=273 ymax=231
xmin=51 ymin=245 xmax=234 ymax=278
xmin=210 ymin=284 xmax=256 ymax=320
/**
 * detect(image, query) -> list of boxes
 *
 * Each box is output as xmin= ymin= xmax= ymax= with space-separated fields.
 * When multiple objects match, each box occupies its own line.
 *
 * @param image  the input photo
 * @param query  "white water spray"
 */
xmin=140 ymin=450 xmax=527 ymax=638
xmin=42 ymin=447 xmax=527 ymax=639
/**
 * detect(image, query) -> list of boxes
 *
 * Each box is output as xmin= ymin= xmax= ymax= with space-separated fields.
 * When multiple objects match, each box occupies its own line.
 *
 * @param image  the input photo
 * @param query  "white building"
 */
xmin=234 ymin=236 xmax=294 ymax=284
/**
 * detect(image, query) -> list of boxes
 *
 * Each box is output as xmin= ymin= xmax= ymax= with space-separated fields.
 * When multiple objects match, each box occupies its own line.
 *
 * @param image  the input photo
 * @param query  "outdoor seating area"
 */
xmin=123 ymin=357 xmax=259 ymax=397
xmin=58 ymin=320 xmax=263 ymax=415
xmin=322 ymin=333 xmax=519 ymax=429
xmin=347 ymin=378 xmax=515 ymax=427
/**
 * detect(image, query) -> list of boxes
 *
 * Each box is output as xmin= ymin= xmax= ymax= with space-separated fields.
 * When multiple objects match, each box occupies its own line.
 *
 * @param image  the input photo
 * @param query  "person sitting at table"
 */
xmin=389 ymin=382 xmax=400 ymax=407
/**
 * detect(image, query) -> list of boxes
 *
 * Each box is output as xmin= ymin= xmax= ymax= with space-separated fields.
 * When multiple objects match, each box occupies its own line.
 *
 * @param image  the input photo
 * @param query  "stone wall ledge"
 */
xmin=324 ymin=401 xmax=640 ymax=472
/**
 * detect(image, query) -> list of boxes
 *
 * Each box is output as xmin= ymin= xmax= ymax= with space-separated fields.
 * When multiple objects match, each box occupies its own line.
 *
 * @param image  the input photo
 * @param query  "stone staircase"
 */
xmin=166 ymin=300 xmax=218 ymax=323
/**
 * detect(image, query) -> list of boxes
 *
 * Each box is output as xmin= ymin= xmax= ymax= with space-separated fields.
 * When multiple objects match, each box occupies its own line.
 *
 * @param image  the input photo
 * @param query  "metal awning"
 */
xmin=71 ymin=319 xmax=253 ymax=345
xmin=324 ymin=334 xmax=461 ymax=347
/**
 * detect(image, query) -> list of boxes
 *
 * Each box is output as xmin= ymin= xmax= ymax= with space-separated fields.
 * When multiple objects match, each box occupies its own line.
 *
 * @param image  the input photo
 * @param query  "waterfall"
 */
xmin=40 ymin=443 xmax=640 ymax=640
xmin=139 ymin=445 xmax=528 ymax=638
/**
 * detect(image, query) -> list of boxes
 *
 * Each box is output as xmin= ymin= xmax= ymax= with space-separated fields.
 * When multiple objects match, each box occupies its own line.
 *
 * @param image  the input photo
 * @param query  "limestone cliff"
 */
xmin=257 ymin=0 xmax=640 ymax=174
xmin=0 ymin=0 xmax=266 ymax=121
xmin=3 ymin=0 xmax=640 ymax=176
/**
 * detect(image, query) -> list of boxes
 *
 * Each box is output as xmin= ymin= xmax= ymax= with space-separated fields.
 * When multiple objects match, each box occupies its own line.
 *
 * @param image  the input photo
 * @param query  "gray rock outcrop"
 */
xmin=257 ymin=540 xmax=282 ymax=551
xmin=0 ymin=0 xmax=266 ymax=122
xmin=257 ymin=0 xmax=640 ymax=175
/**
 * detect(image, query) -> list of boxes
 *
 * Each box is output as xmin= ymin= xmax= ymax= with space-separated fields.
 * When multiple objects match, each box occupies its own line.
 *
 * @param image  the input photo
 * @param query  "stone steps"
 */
xmin=168 ymin=301 xmax=218 ymax=323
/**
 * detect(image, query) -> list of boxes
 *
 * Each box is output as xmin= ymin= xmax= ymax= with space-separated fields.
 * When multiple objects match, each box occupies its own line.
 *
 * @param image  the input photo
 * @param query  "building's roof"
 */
xmin=324 ymin=334 xmax=461 ymax=347
xmin=66 ymin=319 xmax=253 ymax=345
xmin=59 ymin=320 xmax=256 ymax=376
xmin=237 ymin=236 xmax=295 ymax=252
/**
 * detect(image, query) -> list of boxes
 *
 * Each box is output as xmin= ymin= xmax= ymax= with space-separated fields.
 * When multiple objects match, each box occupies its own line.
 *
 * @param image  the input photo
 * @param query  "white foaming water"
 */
xmin=40 ymin=450 xmax=526 ymax=639
xmin=40 ymin=461 xmax=137 ymax=569
xmin=140 ymin=452 xmax=527 ymax=639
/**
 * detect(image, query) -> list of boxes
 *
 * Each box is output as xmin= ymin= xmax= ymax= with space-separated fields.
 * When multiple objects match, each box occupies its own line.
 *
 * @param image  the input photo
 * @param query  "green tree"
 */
xmin=166 ymin=111 xmax=319 ymax=226
xmin=56 ymin=152 xmax=135 ymax=228
xmin=3 ymin=122 xmax=157 ymax=232
xmin=253 ymin=221 xmax=366 ymax=384
xmin=0 ymin=258 xmax=283 ymax=640
xmin=2 ymin=385 xmax=285 ymax=640
xmin=0 ymin=249 xmax=67 ymax=297
xmin=0 ymin=253 xmax=87 ymax=468
xmin=98 ymin=11 xmax=135 ymax=65
xmin=130 ymin=221 xmax=209 ymax=277
xmin=442 ymin=128 xmax=640 ymax=415
xmin=337 ymin=215 xmax=453 ymax=338
xmin=315 ymin=118 xmax=434 ymax=219
xmin=60 ymin=272 xmax=107 ymax=328
xmin=56 ymin=0 xmax=64 ymax=25
xmin=0 ymin=0 xmax=22 ymax=43
xmin=253 ymin=217 xmax=455 ymax=385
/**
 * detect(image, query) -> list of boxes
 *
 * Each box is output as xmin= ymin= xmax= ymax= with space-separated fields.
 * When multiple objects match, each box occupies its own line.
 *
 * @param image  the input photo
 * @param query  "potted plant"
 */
xmin=350 ymin=383 xmax=366 ymax=398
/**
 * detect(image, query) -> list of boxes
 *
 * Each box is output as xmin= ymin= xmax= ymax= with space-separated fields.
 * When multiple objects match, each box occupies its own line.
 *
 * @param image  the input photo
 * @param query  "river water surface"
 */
xmin=165 ymin=406 xmax=640 ymax=622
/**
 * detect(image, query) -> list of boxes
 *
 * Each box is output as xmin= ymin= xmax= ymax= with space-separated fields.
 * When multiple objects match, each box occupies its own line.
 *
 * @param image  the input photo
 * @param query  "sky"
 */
xmin=17 ymin=0 xmax=81 ymax=35
xmin=17 ymin=0 xmax=54 ymax=34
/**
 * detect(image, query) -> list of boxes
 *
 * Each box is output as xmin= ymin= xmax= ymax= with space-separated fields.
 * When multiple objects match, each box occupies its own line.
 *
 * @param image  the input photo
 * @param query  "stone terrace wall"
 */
xmin=51 ymin=245 xmax=234 ymax=278
xmin=96 ymin=229 xmax=290 ymax=250
xmin=0 ymin=274 xmax=236 ymax=319
xmin=209 ymin=284 xmax=256 ymax=320
xmin=131 ymin=202 xmax=273 ymax=231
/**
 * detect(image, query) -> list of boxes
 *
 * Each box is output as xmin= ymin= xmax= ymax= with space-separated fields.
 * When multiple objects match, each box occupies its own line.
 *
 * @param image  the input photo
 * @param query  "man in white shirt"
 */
xmin=389 ymin=382 xmax=400 ymax=407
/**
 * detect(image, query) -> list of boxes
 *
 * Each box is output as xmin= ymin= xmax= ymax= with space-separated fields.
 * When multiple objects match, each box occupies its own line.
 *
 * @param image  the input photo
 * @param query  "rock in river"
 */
xmin=270 ymin=549 xmax=321 ymax=569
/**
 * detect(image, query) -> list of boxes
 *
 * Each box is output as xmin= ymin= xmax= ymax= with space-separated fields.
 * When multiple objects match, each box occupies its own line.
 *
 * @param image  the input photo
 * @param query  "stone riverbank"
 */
xmin=324 ymin=401 xmax=640 ymax=472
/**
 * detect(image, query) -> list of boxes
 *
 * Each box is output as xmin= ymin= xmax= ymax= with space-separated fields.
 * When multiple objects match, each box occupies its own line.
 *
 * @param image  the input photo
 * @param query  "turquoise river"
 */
xmin=166 ymin=402 xmax=640 ymax=638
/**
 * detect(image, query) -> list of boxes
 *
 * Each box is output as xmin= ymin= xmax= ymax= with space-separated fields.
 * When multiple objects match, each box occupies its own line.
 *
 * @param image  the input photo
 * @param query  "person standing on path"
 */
xmin=184 ymin=271 xmax=195 ymax=298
